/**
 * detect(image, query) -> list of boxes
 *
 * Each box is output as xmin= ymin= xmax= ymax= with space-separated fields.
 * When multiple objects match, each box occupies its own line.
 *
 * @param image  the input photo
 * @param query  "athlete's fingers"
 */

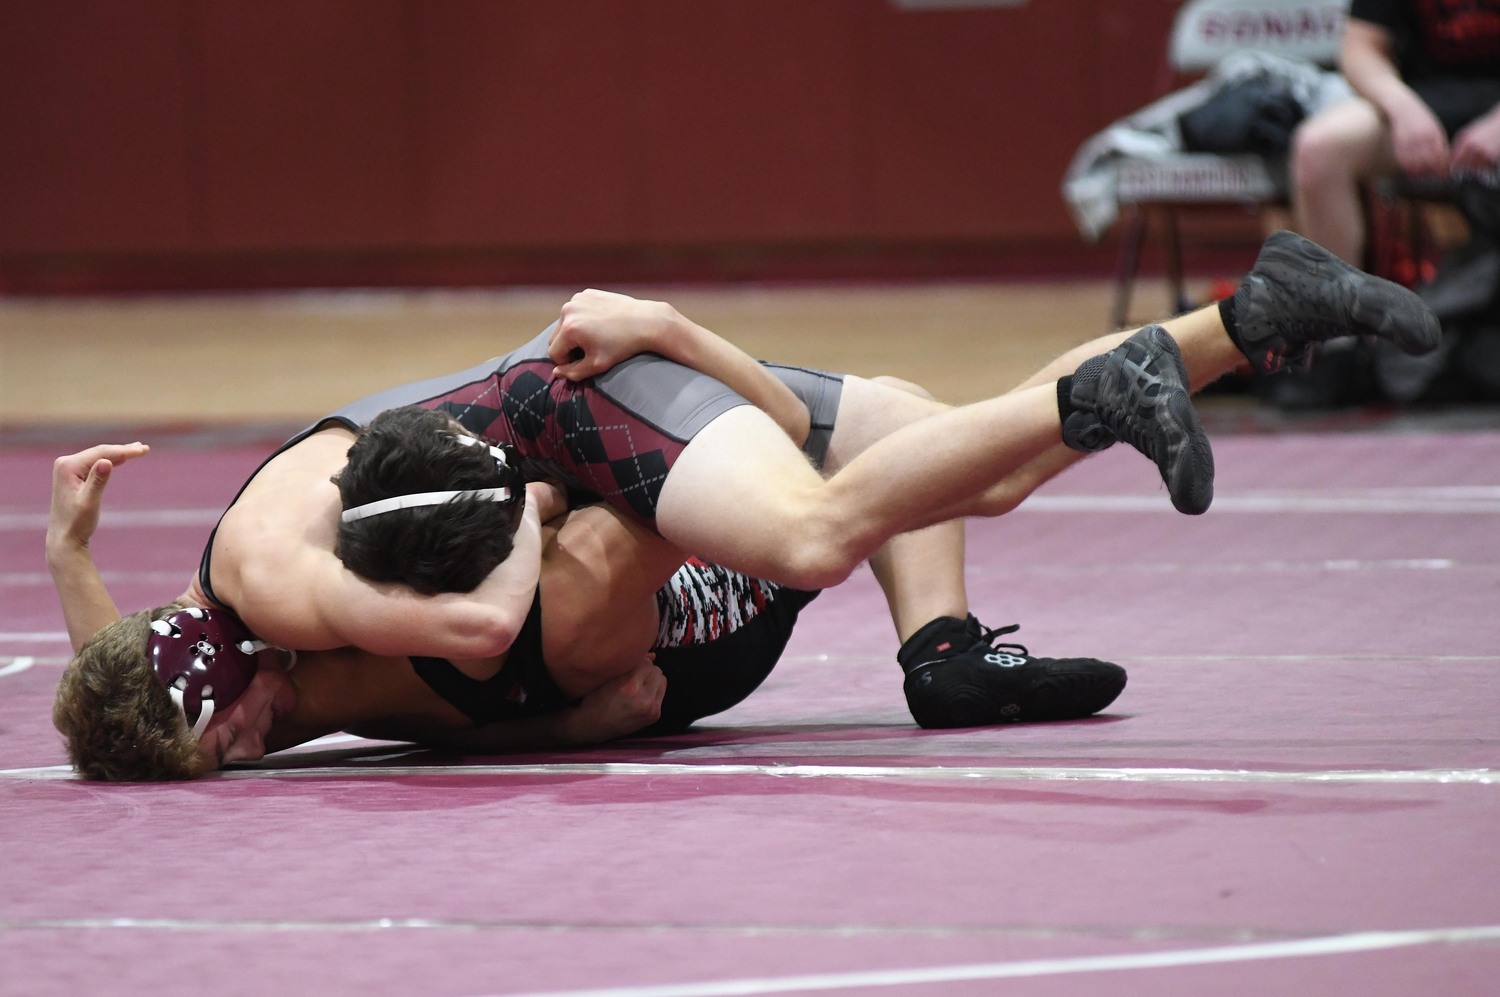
xmin=85 ymin=458 xmax=113 ymax=490
xmin=638 ymin=661 xmax=666 ymax=704
xmin=546 ymin=324 xmax=572 ymax=364
xmin=103 ymin=441 xmax=150 ymax=465
xmin=54 ymin=443 xmax=147 ymax=482
xmin=84 ymin=441 xmax=148 ymax=463
xmin=552 ymin=351 xmax=603 ymax=382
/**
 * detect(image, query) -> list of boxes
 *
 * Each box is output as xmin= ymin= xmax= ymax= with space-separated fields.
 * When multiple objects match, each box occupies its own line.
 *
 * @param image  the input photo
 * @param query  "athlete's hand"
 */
xmin=524 ymin=479 xmax=569 ymax=524
xmin=572 ymin=656 xmax=666 ymax=739
xmin=548 ymin=289 xmax=677 ymax=381
xmin=47 ymin=443 xmax=150 ymax=554
xmin=1452 ymin=106 xmax=1500 ymax=174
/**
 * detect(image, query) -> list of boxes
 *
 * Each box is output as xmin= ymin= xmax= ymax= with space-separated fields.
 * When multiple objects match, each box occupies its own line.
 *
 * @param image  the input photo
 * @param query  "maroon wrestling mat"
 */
xmin=3 ymin=418 xmax=1500 ymax=996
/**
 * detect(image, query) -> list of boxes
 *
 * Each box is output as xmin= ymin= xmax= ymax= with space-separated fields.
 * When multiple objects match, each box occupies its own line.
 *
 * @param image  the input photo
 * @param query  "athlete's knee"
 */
xmin=769 ymin=501 xmax=867 ymax=590
xmin=968 ymin=481 xmax=1030 ymax=518
xmin=776 ymin=531 xmax=862 ymax=590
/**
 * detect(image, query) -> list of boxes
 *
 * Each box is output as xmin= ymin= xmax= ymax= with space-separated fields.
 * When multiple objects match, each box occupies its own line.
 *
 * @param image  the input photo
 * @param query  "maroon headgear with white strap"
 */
xmin=148 ymin=607 xmax=270 ymax=738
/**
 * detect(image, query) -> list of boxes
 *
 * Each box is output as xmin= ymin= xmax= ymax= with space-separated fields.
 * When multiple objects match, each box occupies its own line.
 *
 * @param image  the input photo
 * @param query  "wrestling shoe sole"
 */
xmin=1238 ymin=231 xmax=1442 ymax=372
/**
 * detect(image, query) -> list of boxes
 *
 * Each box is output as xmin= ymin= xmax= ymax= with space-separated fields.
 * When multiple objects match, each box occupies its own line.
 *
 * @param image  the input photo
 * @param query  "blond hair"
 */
xmin=52 ymin=605 xmax=209 ymax=781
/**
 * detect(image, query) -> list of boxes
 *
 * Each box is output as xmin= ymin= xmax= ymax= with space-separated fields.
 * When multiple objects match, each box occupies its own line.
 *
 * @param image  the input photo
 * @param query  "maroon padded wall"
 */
xmin=0 ymin=0 xmax=1198 ymax=289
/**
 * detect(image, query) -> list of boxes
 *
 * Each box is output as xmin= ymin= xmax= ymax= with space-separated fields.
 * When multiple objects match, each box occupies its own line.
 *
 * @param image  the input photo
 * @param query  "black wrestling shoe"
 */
xmin=1233 ymin=230 xmax=1442 ymax=374
xmin=1067 ymin=324 xmax=1214 ymax=515
xmin=897 ymin=616 xmax=1126 ymax=729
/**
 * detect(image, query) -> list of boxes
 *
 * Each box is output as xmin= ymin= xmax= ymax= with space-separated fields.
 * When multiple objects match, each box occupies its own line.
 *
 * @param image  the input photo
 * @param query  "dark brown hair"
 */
xmin=333 ymin=406 xmax=526 ymax=594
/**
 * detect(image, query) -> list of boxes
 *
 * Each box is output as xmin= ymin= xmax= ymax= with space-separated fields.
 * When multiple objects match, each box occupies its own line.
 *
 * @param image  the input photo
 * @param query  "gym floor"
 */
xmin=3 ymin=278 xmax=1499 ymax=996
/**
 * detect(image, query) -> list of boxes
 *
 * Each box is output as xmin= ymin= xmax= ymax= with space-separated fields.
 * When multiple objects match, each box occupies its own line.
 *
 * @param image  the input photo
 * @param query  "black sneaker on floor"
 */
xmin=1069 ymin=324 xmax=1214 ymax=515
xmin=898 ymin=616 xmax=1127 ymax=729
xmin=1234 ymin=230 xmax=1442 ymax=374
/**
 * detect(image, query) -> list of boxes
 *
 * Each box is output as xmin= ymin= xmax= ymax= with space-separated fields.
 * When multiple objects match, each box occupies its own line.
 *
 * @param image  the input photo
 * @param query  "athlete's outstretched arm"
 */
xmin=46 ymin=444 xmax=149 ymax=652
xmin=547 ymin=289 xmax=812 ymax=447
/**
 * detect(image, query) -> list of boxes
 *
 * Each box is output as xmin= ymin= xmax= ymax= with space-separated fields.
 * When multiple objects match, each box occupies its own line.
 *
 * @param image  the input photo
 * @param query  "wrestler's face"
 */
xmin=196 ymin=651 xmax=297 ymax=771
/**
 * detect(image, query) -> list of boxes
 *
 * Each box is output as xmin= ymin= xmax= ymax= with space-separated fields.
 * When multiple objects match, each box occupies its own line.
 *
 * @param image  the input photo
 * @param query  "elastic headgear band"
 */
xmin=340 ymin=486 xmax=513 ymax=523
xmin=340 ymin=435 xmax=516 ymax=524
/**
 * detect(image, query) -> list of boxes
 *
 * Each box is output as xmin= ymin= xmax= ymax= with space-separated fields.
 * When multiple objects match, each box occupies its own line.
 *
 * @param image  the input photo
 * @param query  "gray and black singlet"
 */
xmin=316 ymin=324 xmax=845 ymax=521
xmin=197 ymin=323 xmax=844 ymax=604
xmin=194 ymin=323 xmax=843 ymax=725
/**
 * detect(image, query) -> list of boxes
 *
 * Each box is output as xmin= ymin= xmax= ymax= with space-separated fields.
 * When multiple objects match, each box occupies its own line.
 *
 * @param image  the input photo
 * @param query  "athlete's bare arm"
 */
xmin=202 ymin=428 xmax=544 ymax=661
xmin=548 ymin=289 xmax=812 ymax=447
xmin=229 ymin=508 xmax=541 ymax=660
xmin=46 ymin=443 xmax=153 ymax=652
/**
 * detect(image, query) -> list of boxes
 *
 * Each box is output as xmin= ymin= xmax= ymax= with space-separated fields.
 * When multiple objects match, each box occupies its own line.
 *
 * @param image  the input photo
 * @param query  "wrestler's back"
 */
xmin=188 ymin=427 xmax=358 ymax=641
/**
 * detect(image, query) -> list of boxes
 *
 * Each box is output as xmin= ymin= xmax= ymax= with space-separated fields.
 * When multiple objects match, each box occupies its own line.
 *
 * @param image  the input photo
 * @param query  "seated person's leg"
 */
xmin=1291 ymin=98 xmax=1394 ymax=265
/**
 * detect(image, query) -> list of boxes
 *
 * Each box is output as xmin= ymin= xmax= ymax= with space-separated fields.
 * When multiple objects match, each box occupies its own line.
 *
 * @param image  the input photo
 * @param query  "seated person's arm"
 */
xmin=1340 ymin=18 xmax=1450 ymax=176
xmin=1339 ymin=17 xmax=1405 ymax=109
xmin=547 ymin=289 xmax=811 ymax=446
xmin=46 ymin=445 xmax=148 ymax=651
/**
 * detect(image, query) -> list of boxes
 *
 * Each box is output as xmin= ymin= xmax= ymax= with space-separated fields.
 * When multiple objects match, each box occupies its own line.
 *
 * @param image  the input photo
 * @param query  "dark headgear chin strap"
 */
xmin=147 ymin=607 xmax=292 ymax=738
xmin=340 ymin=435 xmax=516 ymax=523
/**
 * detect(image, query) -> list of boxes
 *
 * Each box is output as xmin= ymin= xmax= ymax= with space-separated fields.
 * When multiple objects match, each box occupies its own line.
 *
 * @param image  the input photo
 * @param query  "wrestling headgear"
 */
xmin=340 ymin=435 xmax=520 ymax=523
xmin=148 ymin=607 xmax=271 ymax=738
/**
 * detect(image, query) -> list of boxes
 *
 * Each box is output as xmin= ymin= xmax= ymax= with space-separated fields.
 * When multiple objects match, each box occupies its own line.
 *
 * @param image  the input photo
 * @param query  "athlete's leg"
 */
xmin=821 ymin=375 xmax=965 ymax=641
xmin=653 ymin=381 xmax=1066 ymax=592
xmin=823 ymin=307 xmax=1245 ymax=629
xmin=946 ymin=305 xmax=1243 ymax=519
xmin=816 ymin=312 xmax=1251 ymax=627
xmin=831 ymin=374 xmax=1128 ymax=727
xmin=914 ymin=230 xmax=1440 ymax=522
xmin=1014 ymin=303 xmax=1246 ymax=393
xmin=817 ymin=373 xmax=1103 ymax=631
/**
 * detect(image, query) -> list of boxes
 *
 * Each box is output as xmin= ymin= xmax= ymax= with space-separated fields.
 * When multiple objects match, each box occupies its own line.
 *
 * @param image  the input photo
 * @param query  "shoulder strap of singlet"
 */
xmin=410 ymin=589 xmax=568 ymax=725
xmin=196 ymin=415 xmax=361 ymax=605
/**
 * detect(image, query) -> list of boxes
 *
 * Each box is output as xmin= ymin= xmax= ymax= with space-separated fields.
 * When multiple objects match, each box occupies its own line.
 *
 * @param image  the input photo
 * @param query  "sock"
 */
xmin=897 ymin=615 xmax=973 ymax=674
xmin=1219 ymin=294 xmax=1244 ymax=353
xmin=1059 ymin=354 xmax=1113 ymax=453
xmin=1056 ymin=375 xmax=1075 ymax=420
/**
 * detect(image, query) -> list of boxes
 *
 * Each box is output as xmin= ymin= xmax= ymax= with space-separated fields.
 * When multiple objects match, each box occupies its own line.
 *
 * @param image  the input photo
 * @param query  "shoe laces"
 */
xmin=967 ymin=619 xmax=1031 ymax=658
xmin=1098 ymin=343 xmax=1169 ymax=462
xmin=1099 ymin=394 xmax=1163 ymax=464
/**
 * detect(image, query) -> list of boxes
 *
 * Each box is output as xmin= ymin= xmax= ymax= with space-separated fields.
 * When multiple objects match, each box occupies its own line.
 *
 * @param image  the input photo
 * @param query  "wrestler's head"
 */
xmin=333 ymin=405 xmax=526 ymax=594
xmin=53 ymin=606 xmax=296 ymax=781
